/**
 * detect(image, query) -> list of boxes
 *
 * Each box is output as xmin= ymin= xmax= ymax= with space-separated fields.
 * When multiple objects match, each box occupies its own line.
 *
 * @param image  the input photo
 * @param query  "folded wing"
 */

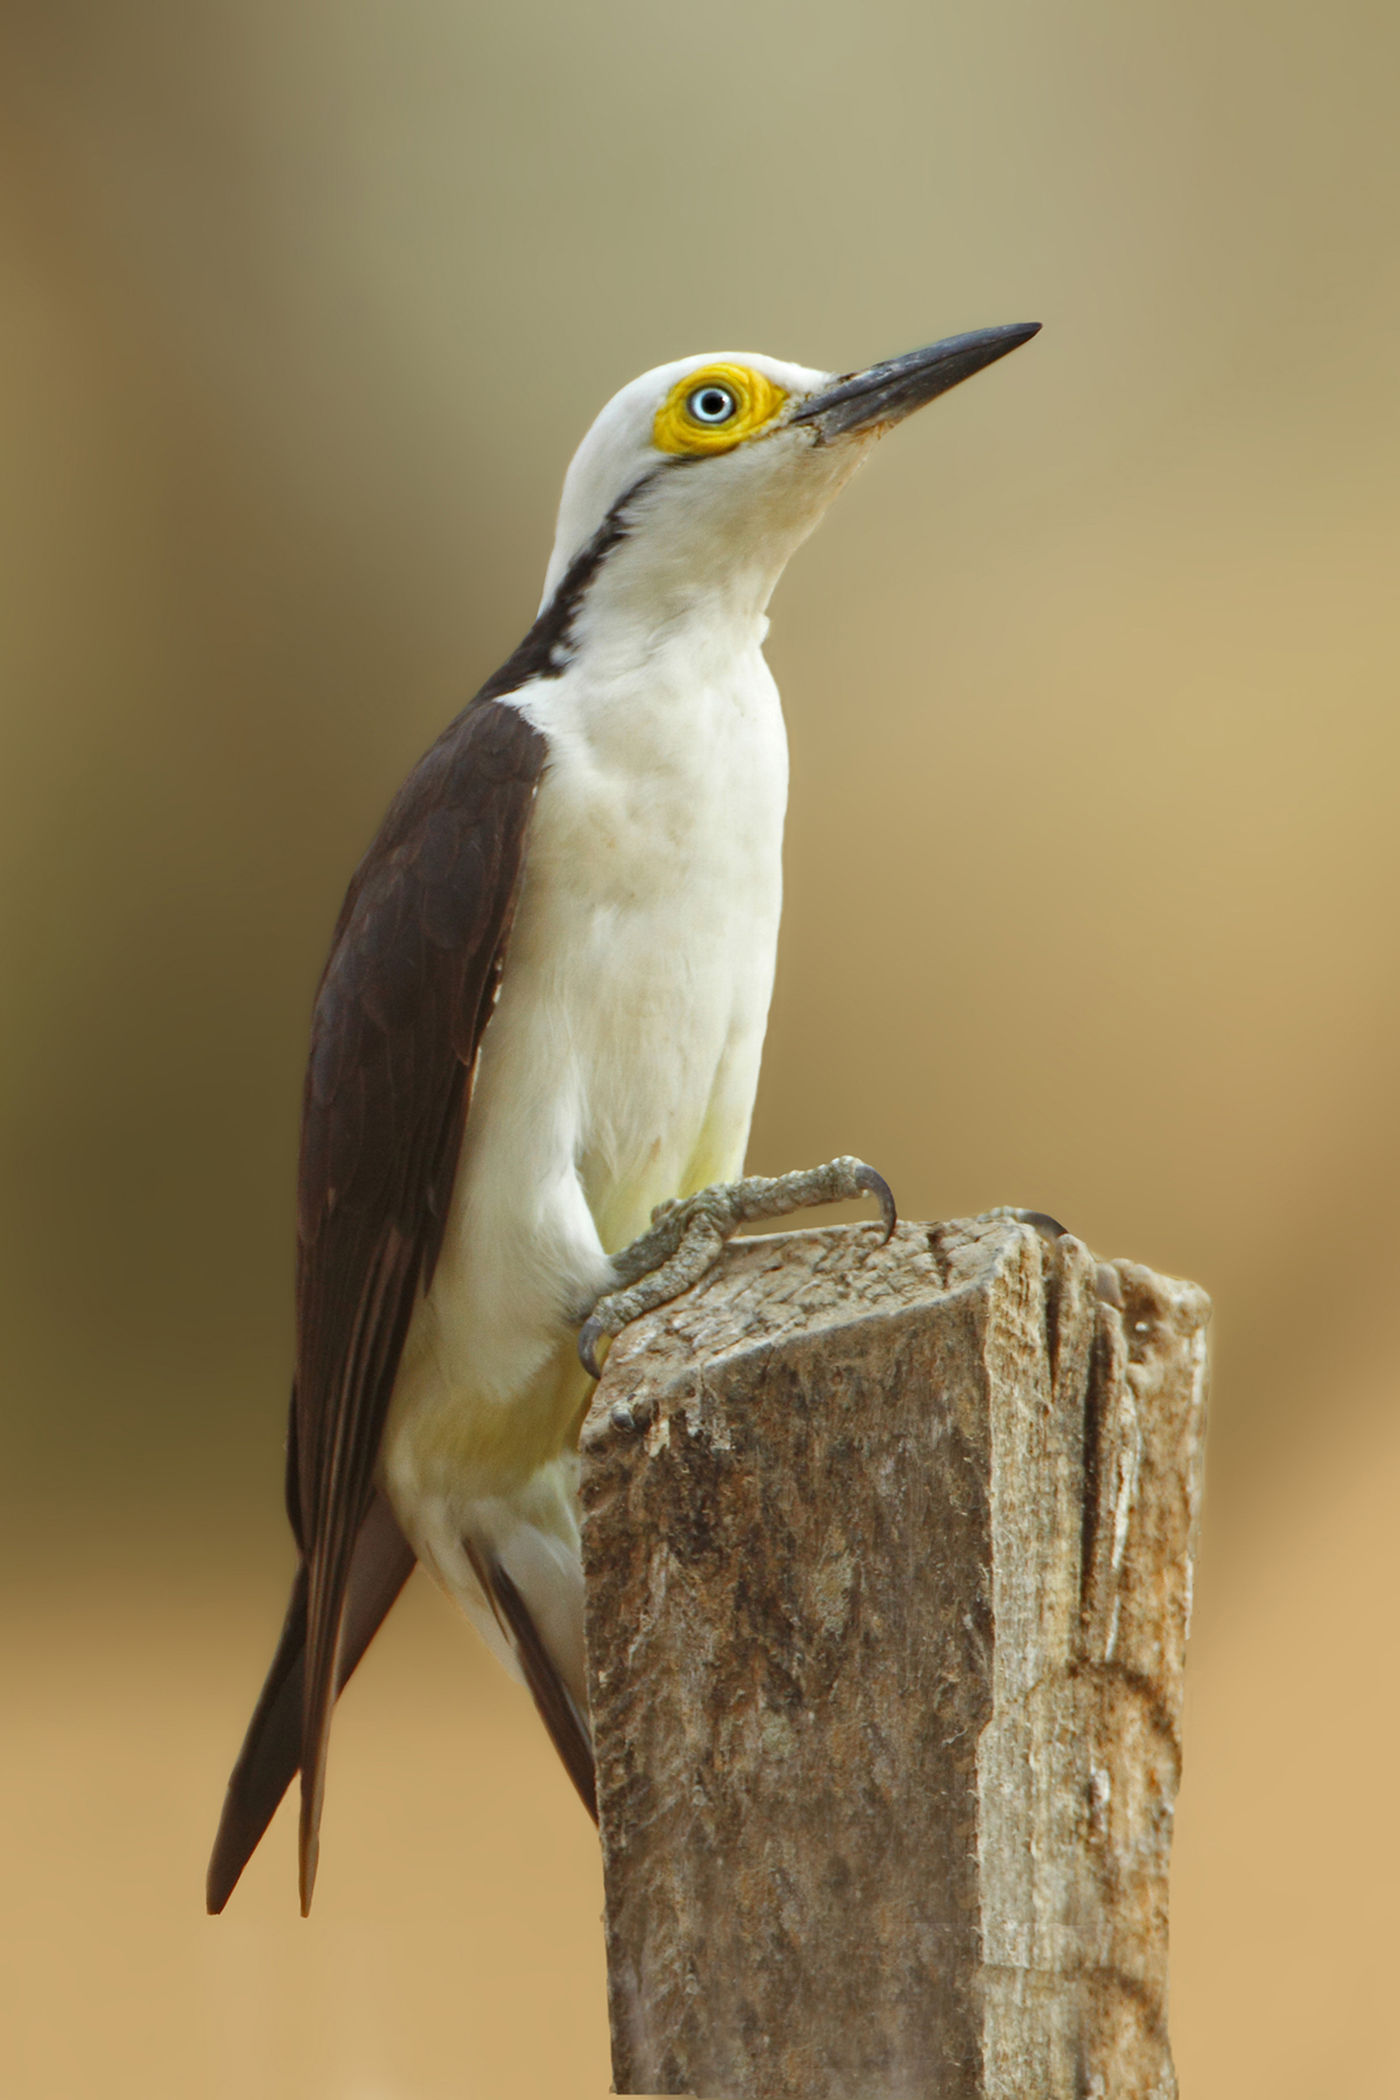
xmin=207 ymin=692 xmax=547 ymax=1913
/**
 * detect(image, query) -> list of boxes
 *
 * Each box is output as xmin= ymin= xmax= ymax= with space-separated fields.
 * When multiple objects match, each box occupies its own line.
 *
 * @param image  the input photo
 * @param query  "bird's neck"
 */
xmin=565 ymin=535 xmax=784 ymax=687
xmin=516 ymin=572 xmax=784 ymax=791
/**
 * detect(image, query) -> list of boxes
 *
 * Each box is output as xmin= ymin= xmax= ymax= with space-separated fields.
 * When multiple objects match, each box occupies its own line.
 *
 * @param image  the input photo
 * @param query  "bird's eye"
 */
xmin=687 ymin=384 xmax=738 ymax=425
xmin=653 ymin=363 xmax=788 ymax=455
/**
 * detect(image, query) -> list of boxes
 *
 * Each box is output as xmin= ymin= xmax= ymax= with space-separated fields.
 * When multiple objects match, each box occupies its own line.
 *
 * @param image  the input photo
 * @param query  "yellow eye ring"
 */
xmin=653 ymin=363 xmax=789 ymax=457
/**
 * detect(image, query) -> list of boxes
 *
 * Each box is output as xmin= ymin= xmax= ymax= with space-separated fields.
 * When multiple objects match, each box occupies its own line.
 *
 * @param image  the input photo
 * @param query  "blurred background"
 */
xmin=1 ymin=0 xmax=1397 ymax=2092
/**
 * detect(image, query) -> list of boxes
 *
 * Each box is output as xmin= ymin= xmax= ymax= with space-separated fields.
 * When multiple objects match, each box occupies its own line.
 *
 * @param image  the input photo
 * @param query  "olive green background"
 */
xmin=2 ymin=1 xmax=1397 ymax=2092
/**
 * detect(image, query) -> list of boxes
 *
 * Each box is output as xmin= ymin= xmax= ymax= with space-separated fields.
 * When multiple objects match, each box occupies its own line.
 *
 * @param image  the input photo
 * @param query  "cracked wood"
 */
xmin=581 ymin=1213 xmax=1208 ymax=2099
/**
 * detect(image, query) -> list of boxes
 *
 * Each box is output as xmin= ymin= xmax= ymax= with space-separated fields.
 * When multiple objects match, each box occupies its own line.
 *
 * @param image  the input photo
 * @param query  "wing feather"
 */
xmin=206 ymin=1489 xmax=414 ymax=1914
xmin=208 ymin=498 xmax=643 ymax=1912
xmin=288 ymin=694 xmax=546 ymax=1910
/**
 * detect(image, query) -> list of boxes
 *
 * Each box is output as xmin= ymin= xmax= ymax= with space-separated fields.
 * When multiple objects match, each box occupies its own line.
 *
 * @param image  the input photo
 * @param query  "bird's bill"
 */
xmin=791 ymin=323 xmax=1041 ymax=440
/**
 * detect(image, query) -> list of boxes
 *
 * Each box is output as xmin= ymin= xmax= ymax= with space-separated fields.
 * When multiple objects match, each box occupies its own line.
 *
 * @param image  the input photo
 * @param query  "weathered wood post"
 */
xmin=580 ymin=1213 xmax=1208 ymax=2100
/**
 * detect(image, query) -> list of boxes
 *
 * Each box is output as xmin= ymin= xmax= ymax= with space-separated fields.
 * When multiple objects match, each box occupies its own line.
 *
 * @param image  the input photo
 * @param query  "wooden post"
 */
xmin=580 ymin=1213 xmax=1208 ymax=2100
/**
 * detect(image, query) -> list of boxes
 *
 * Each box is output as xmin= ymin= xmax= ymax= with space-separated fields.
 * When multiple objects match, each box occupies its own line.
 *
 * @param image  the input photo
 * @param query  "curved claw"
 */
xmin=1013 ymin=1208 xmax=1070 ymax=1243
xmin=853 ymin=1162 xmax=898 ymax=1243
xmin=578 ymin=1315 xmax=609 ymax=1381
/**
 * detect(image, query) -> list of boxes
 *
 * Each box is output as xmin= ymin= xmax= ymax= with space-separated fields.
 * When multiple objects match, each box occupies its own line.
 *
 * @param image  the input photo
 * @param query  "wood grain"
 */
xmin=581 ymin=1215 xmax=1208 ymax=2098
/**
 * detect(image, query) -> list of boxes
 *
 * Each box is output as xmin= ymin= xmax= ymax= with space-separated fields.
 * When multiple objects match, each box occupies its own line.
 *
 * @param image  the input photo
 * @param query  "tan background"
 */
xmin=2 ymin=0 xmax=1398 ymax=2092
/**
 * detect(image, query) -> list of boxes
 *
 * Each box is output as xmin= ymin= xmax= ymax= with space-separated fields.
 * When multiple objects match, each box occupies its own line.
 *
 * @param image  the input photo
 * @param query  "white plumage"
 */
xmin=207 ymin=323 xmax=1038 ymax=1914
xmin=382 ymin=353 xmax=870 ymax=1713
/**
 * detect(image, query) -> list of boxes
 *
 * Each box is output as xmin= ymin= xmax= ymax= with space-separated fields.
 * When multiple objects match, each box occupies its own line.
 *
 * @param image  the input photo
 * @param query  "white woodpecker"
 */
xmin=207 ymin=322 xmax=1040 ymax=1914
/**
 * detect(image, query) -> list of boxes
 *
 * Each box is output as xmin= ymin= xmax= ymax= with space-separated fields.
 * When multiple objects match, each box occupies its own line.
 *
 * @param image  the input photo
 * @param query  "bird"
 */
xmin=206 ymin=320 xmax=1040 ymax=1916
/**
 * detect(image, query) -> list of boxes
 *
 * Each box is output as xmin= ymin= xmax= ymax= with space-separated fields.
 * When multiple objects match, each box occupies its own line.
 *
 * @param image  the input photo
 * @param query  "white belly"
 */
xmin=379 ymin=634 xmax=788 ymax=1693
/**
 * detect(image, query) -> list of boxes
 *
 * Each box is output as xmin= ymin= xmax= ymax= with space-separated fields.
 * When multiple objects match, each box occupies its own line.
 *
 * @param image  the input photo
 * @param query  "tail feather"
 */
xmin=206 ymin=1490 xmax=415 ymax=1913
xmin=490 ymin=1560 xmax=597 ymax=1821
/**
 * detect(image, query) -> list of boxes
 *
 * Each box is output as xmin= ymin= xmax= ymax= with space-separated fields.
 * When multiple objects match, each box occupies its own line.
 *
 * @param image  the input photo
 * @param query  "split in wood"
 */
xmin=581 ymin=1211 xmax=1208 ymax=2100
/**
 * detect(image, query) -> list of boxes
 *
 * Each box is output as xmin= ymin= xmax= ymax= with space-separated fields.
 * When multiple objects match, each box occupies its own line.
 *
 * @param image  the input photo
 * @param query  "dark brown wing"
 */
xmin=205 ymin=690 xmax=547 ymax=1914
xmin=292 ymin=692 xmax=547 ymax=1910
xmin=204 ymin=504 xmax=652 ymax=1914
xmin=205 ymin=1487 xmax=414 ymax=1913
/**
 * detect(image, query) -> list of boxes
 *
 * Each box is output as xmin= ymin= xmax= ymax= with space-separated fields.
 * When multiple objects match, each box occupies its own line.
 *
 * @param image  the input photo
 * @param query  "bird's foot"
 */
xmin=988 ymin=1206 xmax=1123 ymax=1308
xmin=577 ymin=1155 xmax=897 ymax=1377
xmin=988 ymin=1205 xmax=1071 ymax=1241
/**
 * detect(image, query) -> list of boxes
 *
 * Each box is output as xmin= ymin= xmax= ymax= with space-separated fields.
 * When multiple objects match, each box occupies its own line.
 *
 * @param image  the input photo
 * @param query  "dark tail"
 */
xmin=490 ymin=1560 xmax=597 ymax=1821
xmin=206 ymin=1490 xmax=415 ymax=1913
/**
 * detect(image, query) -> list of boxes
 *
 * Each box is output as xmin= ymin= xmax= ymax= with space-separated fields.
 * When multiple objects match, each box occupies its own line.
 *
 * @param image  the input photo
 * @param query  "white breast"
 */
xmin=383 ymin=619 xmax=788 ymax=1516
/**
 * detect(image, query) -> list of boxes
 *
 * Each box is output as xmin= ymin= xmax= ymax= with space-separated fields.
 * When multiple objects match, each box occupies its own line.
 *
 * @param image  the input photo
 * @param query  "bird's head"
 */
xmin=539 ymin=325 xmax=1040 ymax=635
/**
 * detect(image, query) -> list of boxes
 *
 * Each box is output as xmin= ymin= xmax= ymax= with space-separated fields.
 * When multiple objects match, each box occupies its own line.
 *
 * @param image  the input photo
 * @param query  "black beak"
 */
xmin=791 ymin=322 xmax=1041 ymax=441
